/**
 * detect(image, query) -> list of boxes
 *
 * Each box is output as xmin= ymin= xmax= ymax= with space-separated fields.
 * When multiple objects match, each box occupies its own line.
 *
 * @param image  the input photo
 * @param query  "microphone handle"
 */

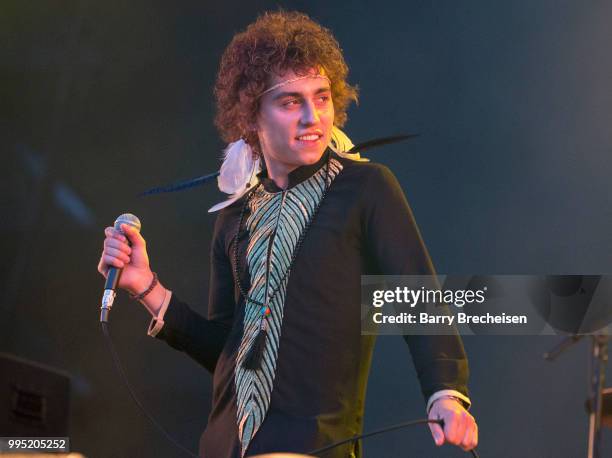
xmin=101 ymin=266 xmax=123 ymax=323
xmin=104 ymin=266 xmax=122 ymax=291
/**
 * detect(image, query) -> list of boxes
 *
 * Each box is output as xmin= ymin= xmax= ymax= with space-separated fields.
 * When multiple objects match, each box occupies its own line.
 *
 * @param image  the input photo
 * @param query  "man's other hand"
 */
xmin=428 ymin=397 xmax=478 ymax=451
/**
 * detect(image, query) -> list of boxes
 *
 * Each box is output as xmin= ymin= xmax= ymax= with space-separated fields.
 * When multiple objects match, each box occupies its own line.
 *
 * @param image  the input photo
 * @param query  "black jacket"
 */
xmin=154 ymin=150 xmax=469 ymax=457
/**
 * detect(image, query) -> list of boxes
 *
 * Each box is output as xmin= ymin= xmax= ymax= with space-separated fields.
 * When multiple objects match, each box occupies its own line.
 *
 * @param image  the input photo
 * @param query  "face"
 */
xmin=255 ymin=69 xmax=334 ymax=176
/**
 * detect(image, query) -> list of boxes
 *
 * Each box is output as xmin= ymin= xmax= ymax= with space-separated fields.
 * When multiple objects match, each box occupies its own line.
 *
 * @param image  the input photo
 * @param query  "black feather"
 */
xmin=347 ymin=133 xmax=419 ymax=153
xmin=138 ymin=171 xmax=220 ymax=197
xmin=138 ymin=133 xmax=418 ymax=197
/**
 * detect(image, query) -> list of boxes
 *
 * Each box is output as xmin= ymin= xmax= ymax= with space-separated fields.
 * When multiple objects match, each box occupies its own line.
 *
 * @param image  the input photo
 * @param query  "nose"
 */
xmin=300 ymin=100 xmax=320 ymax=126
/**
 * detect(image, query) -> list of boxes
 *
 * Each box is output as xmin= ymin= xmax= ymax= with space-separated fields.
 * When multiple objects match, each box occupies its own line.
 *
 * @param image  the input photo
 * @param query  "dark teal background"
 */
xmin=2 ymin=1 xmax=611 ymax=456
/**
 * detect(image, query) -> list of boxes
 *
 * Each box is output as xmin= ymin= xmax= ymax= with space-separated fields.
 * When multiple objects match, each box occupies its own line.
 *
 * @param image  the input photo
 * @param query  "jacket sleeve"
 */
xmin=151 ymin=212 xmax=236 ymax=373
xmin=362 ymin=164 xmax=470 ymax=403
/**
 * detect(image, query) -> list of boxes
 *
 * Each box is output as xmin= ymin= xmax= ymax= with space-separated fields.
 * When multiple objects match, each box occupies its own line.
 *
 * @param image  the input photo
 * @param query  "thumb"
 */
xmin=121 ymin=223 xmax=146 ymax=248
xmin=429 ymin=421 xmax=445 ymax=446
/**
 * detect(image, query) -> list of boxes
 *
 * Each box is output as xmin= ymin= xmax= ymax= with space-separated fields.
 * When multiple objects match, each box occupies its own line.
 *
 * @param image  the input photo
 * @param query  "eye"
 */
xmin=282 ymin=99 xmax=301 ymax=107
xmin=315 ymin=94 xmax=331 ymax=105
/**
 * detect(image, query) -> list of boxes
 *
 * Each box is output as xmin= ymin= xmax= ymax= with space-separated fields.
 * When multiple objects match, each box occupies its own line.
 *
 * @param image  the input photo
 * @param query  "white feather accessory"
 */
xmin=208 ymin=139 xmax=261 ymax=213
xmin=217 ymin=139 xmax=260 ymax=194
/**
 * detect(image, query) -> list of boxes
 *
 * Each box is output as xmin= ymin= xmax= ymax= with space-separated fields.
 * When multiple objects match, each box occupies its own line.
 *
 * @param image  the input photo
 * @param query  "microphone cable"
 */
xmin=308 ymin=418 xmax=479 ymax=457
xmin=101 ymin=322 xmax=199 ymax=457
xmin=102 ymin=321 xmax=480 ymax=458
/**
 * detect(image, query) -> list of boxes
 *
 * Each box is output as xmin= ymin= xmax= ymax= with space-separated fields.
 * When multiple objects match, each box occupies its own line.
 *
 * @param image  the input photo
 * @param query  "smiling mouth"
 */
xmin=296 ymin=134 xmax=322 ymax=141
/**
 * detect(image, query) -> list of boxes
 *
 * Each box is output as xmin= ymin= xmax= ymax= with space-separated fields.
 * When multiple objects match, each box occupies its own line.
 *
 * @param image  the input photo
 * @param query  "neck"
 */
xmin=263 ymin=159 xmax=296 ymax=190
xmin=261 ymin=149 xmax=328 ymax=190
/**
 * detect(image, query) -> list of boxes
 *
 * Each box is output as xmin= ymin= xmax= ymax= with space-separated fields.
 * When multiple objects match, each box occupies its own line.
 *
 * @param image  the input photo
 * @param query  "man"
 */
xmin=98 ymin=11 xmax=478 ymax=457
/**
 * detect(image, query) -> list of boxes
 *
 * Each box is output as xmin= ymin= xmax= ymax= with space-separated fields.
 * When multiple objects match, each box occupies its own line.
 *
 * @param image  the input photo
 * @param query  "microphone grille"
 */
xmin=114 ymin=213 xmax=142 ymax=233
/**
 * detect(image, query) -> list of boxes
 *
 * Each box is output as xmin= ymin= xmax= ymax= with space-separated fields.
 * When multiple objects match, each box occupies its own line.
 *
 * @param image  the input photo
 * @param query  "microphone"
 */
xmin=100 ymin=213 xmax=142 ymax=323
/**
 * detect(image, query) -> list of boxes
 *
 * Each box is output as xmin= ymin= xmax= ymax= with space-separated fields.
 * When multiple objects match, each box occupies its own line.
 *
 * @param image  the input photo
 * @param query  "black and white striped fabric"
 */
xmin=234 ymin=158 xmax=343 ymax=456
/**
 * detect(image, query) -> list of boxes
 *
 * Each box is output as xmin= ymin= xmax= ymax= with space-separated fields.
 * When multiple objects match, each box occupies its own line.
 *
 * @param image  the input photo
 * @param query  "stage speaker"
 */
xmin=0 ymin=353 xmax=70 ymax=437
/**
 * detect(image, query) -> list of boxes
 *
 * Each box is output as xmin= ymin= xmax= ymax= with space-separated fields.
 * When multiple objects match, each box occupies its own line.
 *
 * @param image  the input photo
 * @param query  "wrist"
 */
xmin=128 ymin=270 xmax=154 ymax=296
xmin=130 ymin=272 xmax=158 ymax=301
xmin=432 ymin=396 xmax=465 ymax=409
xmin=140 ymin=281 xmax=168 ymax=317
xmin=427 ymin=390 xmax=471 ymax=414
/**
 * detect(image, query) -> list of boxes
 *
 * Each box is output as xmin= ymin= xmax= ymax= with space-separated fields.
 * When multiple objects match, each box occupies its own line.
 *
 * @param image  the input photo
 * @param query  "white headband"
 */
xmin=258 ymin=74 xmax=331 ymax=98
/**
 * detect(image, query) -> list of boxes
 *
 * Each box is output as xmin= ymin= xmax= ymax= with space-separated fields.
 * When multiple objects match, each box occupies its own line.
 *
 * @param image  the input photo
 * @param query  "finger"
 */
xmin=121 ymin=224 xmax=146 ymax=248
xmin=428 ymin=422 xmax=445 ymax=447
xmin=97 ymin=258 xmax=108 ymax=277
xmin=467 ymin=421 xmax=478 ymax=450
xmin=104 ymin=237 xmax=132 ymax=254
xmin=455 ymin=411 xmax=469 ymax=445
xmin=461 ymin=418 xmax=476 ymax=451
xmin=101 ymin=254 xmax=125 ymax=269
xmin=104 ymin=247 xmax=131 ymax=264
xmin=104 ymin=227 xmax=127 ymax=242
xmin=444 ymin=410 xmax=467 ymax=445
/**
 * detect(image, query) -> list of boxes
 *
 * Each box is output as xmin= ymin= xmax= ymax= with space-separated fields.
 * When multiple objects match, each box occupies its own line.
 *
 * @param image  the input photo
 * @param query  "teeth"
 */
xmin=298 ymin=135 xmax=320 ymax=141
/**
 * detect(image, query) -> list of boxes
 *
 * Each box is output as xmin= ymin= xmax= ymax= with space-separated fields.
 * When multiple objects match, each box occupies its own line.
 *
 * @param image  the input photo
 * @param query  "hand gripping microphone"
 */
xmin=100 ymin=213 xmax=142 ymax=323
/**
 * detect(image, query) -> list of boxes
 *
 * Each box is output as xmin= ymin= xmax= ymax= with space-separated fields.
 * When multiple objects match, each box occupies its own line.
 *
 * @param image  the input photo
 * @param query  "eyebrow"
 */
xmin=272 ymin=86 xmax=331 ymax=101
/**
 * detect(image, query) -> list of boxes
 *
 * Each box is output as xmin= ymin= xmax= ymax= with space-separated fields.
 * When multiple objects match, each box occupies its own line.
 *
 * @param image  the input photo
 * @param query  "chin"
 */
xmin=292 ymin=144 xmax=327 ymax=164
xmin=301 ymin=150 xmax=325 ymax=165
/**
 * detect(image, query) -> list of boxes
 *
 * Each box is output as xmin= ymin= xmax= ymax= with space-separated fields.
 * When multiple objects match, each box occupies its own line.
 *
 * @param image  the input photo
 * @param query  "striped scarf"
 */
xmin=234 ymin=157 xmax=343 ymax=456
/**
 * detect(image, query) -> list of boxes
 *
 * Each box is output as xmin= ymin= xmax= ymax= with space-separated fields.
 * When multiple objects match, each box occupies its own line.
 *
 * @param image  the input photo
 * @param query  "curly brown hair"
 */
xmin=214 ymin=10 xmax=358 ymax=149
